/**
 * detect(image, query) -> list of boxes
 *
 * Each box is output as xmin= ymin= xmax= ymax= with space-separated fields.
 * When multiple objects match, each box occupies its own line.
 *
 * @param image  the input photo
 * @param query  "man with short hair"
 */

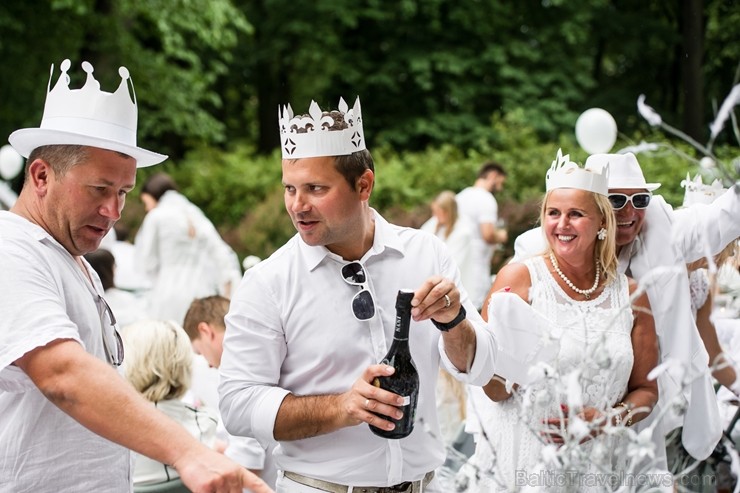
xmin=184 ymin=295 xmax=277 ymax=490
xmin=512 ymin=152 xmax=740 ymax=470
xmin=0 ymin=58 xmax=271 ymax=493
xmin=219 ymin=98 xmax=497 ymax=492
xmin=456 ymin=161 xmax=508 ymax=310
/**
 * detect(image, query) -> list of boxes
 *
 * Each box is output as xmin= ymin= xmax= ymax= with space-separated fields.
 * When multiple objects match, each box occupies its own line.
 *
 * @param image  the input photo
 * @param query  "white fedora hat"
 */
xmin=8 ymin=59 xmax=166 ymax=168
xmin=585 ymin=152 xmax=660 ymax=191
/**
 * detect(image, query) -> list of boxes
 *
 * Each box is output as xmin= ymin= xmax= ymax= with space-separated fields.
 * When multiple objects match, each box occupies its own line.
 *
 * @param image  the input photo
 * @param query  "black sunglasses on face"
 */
xmin=608 ymin=192 xmax=652 ymax=210
xmin=341 ymin=261 xmax=376 ymax=321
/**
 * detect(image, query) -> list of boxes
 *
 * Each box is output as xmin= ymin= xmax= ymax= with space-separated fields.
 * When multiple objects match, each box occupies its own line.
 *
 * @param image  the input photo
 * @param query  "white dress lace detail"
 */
xmin=688 ymin=269 xmax=709 ymax=318
xmin=461 ymin=256 xmax=634 ymax=492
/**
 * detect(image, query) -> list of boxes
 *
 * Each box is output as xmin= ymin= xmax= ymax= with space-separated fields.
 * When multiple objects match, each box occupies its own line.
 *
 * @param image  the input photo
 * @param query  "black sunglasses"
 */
xmin=341 ymin=262 xmax=376 ymax=321
xmin=98 ymin=295 xmax=124 ymax=366
xmin=608 ymin=192 xmax=652 ymax=210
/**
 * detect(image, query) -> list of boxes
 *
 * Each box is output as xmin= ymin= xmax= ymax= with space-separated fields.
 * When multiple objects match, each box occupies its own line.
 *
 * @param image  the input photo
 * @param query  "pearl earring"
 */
xmin=597 ymin=227 xmax=607 ymax=240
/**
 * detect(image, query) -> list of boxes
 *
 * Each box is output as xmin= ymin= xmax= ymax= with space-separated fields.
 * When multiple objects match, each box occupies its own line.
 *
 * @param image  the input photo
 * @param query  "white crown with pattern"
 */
xmin=9 ymin=59 xmax=166 ymax=167
xmin=546 ymin=148 xmax=609 ymax=196
xmin=681 ymin=173 xmax=727 ymax=206
xmin=278 ymin=97 xmax=365 ymax=159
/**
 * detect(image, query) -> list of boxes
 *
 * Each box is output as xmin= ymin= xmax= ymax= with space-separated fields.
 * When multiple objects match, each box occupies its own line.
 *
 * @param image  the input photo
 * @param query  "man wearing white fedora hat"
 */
xmin=510 ymin=152 xmax=740 ymax=475
xmin=0 ymin=59 xmax=272 ymax=493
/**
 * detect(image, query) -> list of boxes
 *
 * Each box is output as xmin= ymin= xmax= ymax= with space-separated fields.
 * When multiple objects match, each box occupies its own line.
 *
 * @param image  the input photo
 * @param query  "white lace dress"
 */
xmin=461 ymin=256 xmax=635 ymax=492
xmin=688 ymin=268 xmax=710 ymax=318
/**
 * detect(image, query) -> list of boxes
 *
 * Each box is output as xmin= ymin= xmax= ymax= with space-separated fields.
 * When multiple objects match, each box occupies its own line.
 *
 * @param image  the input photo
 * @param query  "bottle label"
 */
xmin=400 ymin=396 xmax=410 ymax=406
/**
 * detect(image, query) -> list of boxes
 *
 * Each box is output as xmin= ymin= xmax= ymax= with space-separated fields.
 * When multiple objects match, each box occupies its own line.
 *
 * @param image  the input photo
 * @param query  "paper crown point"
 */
xmin=545 ymin=148 xmax=609 ymax=196
xmin=278 ymin=97 xmax=366 ymax=159
xmin=42 ymin=59 xmax=137 ymax=140
xmin=681 ymin=173 xmax=726 ymax=206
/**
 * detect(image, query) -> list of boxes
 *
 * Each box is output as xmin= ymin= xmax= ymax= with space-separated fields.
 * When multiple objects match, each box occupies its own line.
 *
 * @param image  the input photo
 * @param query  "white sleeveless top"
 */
xmin=461 ymin=256 xmax=635 ymax=492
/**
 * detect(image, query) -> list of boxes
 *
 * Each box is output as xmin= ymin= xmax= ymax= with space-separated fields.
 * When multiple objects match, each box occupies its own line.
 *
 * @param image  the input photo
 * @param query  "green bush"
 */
xmin=123 ymin=115 xmax=736 ymax=266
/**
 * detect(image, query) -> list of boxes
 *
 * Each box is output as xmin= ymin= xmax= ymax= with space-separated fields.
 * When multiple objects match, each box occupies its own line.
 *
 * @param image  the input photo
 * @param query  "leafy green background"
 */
xmin=1 ymin=0 xmax=738 ymax=268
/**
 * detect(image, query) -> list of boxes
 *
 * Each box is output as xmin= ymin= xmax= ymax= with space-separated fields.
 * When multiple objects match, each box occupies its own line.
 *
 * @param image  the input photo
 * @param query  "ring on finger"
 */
xmin=444 ymin=294 xmax=451 ymax=309
xmin=364 ymin=398 xmax=370 ymax=409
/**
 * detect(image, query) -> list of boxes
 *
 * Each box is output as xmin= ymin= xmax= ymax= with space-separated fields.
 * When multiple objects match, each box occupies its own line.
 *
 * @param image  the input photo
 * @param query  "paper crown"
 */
xmin=681 ymin=173 xmax=726 ymax=207
xmin=8 ymin=59 xmax=166 ymax=167
xmin=278 ymin=97 xmax=365 ymax=159
xmin=545 ymin=148 xmax=609 ymax=195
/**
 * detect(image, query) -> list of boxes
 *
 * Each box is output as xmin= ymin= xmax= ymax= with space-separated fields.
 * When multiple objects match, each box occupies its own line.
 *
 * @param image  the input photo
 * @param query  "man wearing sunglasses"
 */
xmin=219 ymin=98 xmax=497 ymax=493
xmin=512 ymin=151 xmax=740 ymax=474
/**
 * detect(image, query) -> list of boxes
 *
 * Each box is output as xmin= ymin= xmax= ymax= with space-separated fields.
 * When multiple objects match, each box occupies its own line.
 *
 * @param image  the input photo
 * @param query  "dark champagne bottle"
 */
xmin=369 ymin=289 xmax=420 ymax=439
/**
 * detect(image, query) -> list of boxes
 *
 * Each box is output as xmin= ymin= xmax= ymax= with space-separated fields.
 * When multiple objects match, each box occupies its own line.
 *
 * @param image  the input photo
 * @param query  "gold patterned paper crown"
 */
xmin=545 ymin=148 xmax=609 ymax=196
xmin=681 ymin=173 xmax=726 ymax=206
xmin=278 ymin=97 xmax=365 ymax=159
xmin=8 ymin=59 xmax=166 ymax=167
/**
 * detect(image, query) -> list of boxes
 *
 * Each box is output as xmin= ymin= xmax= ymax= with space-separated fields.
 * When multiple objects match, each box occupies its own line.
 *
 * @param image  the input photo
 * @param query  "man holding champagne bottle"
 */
xmin=219 ymin=97 xmax=497 ymax=492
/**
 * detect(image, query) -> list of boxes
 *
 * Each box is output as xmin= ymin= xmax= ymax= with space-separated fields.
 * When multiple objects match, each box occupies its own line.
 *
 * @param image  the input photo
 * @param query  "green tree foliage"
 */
xmin=0 ymin=0 xmax=250 ymax=156
xmin=1 ymin=0 xmax=737 ymax=263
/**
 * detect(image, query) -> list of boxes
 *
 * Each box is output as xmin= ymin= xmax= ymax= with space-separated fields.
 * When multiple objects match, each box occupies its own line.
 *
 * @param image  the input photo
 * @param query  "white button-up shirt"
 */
xmin=0 ymin=212 xmax=131 ymax=492
xmin=219 ymin=210 xmax=496 ymax=486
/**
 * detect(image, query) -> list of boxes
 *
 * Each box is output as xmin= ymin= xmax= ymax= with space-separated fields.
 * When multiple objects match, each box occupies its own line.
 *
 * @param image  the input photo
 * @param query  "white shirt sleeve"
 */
xmin=435 ymin=242 xmax=497 ymax=387
xmin=672 ymin=185 xmax=740 ymax=263
xmin=225 ymin=434 xmax=266 ymax=470
xmin=219 ymin=268 xmax=290 ymax=445
xmin=512 ymin=227 xmax=546 ymax=263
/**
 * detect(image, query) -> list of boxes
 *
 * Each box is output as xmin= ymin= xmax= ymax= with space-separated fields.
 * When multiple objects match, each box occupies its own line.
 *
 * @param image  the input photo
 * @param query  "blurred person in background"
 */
xmin=121 ymin=319 xmax=221 ymax=486
xmin=456 ymin=162 xmax=508 ymax=312
xmin=110 ymin=222 xmax=150 ymax=293
xmin=184 ymin=295 xmax=277 ymax=490
xmin=135 ymin=172 xmax=242 ymax=325
xmin=84 ymin=248 xmax=148 ymax=328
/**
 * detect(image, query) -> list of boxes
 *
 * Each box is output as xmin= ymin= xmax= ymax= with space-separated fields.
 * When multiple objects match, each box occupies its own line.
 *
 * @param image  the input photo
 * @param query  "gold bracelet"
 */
xmin=617 ymin=401 xmax=633 ymax=427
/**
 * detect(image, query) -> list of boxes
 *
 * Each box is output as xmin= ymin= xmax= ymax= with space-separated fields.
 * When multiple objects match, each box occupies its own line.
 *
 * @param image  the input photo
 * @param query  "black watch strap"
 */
xmin=431 ymin=305 xmax=467 ymax=332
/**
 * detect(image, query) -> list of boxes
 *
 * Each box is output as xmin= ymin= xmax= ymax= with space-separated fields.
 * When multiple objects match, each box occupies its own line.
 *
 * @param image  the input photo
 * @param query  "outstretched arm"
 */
xmin=15 ymin=339 xmax=272 ymax=493
xmin=673 ymin=185 xmax=740 ymax=263
xmin=480 ymin=221 xmax=508 ymax=245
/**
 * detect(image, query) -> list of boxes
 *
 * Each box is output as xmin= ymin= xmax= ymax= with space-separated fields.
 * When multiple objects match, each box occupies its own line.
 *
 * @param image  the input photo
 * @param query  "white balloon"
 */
xmin=575 ymin=108 xmax=618 ymax=154
xmin=0 ymin=145 xmax=24 ymax=181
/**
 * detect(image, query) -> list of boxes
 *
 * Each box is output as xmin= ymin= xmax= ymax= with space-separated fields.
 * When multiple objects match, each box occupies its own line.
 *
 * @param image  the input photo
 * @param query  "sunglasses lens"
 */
xmin=114 ymin=329 xmax=125 ymax=366
xmin=342 ymin=262 xmax=366 ymax=284
xmin=608 ymin=195 xmax=627 ymax=209
xmin=632 ymin=194 xmax=651 ymax=208
xmin=352 ymin=290 xmax=375 ymax=320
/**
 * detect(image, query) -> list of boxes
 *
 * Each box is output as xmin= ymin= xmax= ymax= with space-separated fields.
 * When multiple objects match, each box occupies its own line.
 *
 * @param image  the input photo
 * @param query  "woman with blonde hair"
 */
xmin=422 ymin=190 xmax=477 ymax=302
xmin=461 ymin=150 xmax=659 ymax=492
xmin=122 ymin=319 xmax=219 ymax=486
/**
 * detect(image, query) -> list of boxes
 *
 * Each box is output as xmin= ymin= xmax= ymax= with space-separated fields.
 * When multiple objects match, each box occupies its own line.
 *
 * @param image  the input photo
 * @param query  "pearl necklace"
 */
xmin=549 ymin=252 xmax=600 ymax=299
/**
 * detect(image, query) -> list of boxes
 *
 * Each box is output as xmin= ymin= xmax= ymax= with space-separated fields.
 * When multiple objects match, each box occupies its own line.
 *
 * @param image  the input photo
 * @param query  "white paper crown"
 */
xmin=278 ymin=97 xmax=365 ymax=159
xmin=8 ymin=59 xmax=166 ymax=167
xmin=681 ymin=173 xmax=726 ymax=206
xmin=545 ymin=148 xmax=609 ymax=196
